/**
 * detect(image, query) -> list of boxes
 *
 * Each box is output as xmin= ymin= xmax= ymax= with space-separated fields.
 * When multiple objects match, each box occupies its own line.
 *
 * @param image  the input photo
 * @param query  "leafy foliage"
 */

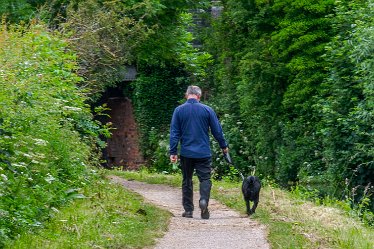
xmin=62 ymin=0 xmax=211 ymax=99
xmin=132 ymin=64 xmax=190 ymax=160
xmin=0 ymin=0 xmax=38 ymax=22
xmin=0 ymin=0 xmax=73 ymax=25
xmin=202 ymin=0 xmax=373 ymax=216
xmin=62 ymin=0 xmax=153 ymax=98
xmin=202 ymin=0 xmax=333 ymax=180
xmin=0 ymin=23 xmax=103 ymax=245
xmin=316 ymin=0 xmax=374 ymax=210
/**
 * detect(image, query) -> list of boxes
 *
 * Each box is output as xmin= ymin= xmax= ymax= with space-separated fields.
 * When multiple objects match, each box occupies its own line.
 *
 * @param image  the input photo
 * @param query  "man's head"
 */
xmin=186 ymin=85 xmax=202 ymax=100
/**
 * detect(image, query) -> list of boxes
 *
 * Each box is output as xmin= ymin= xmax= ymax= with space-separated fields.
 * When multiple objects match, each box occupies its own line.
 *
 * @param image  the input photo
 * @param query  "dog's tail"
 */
xmin=252 ymin=167 xmax=256 ymax=176
xmin=239 ymin=172 xmax=245 ymax=181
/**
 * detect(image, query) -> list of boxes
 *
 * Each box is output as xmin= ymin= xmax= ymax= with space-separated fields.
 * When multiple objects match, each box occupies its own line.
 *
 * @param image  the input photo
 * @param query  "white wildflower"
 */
xmin=1 ymin=174 xmax=8 ymax=181
xmin=33 ymin=138 xmax=48 ymax=146
xmin=45 ymin=174 xmax=55 ymax=184
xmin=22 ymin=153 xmax=33 ymax=159
xmin=12 ymin=163 xmax=27 ymax=168
xmin=63 ymin=106 xmax=82 ymax=112
xmin=51 ymin=207 xmax=59 ymax=213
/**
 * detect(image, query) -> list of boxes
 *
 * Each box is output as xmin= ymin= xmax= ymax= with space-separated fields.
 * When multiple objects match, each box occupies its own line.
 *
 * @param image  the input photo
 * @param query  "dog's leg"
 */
xmin=245 ymin=199 xmax=252 ymax=215
xmin=251 ymin=200 xmax=259 ymax=214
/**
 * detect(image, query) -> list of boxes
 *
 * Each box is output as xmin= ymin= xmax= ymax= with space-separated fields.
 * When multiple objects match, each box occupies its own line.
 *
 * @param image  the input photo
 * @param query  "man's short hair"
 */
xmin=186 ymin=85 xmax=202 ymax=96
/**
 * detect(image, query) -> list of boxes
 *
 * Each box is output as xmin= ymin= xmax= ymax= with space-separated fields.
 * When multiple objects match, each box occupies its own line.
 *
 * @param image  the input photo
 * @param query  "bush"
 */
xmin=0 ymin=23 xmax=101 ymax=245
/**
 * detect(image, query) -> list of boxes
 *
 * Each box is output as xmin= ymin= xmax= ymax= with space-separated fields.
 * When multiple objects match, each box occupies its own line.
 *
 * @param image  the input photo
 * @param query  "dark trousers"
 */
xmin=180 ymin=155 xmax=212 ymax=212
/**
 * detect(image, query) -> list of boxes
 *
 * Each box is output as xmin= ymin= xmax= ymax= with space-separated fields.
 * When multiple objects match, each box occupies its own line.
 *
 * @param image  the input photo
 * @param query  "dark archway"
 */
xmin=98 ymin=85 xmax=144 ymax=169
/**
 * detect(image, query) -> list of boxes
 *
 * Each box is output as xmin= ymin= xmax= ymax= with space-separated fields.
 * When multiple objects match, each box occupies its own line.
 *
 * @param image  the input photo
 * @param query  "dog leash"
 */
xmin=223 ymin=151 xmax=245 ymax=181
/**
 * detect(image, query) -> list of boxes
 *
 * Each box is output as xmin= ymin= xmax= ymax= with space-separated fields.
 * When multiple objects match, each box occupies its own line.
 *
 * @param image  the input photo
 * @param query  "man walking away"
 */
xmin=169 ymin=85 xmax=228 ymax=219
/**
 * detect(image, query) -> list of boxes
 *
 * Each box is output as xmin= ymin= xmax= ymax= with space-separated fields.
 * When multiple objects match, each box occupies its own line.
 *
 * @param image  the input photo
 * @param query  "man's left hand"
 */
xmin=170 ymin=155 xmax=178 ymax=163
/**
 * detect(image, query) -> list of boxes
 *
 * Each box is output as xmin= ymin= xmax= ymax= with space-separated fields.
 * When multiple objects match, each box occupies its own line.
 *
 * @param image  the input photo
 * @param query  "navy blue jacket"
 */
xmin=169 ymin=98 xmax=228 ymax=158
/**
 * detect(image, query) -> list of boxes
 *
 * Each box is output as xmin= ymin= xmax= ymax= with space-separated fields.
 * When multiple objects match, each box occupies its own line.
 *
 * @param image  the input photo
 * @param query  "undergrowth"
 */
xmin=0 ymin=23 xmax=107 ymax=246
xmin=5 ymin=172 xmax=171 ymax=249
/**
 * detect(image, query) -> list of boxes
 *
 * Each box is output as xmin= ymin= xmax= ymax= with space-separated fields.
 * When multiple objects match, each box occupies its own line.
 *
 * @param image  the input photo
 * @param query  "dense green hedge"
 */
xmin=202 ymin=0 xmax=373 ymax=219
xmin=317 ymin=0 xmax=374 ymax=204
xmin=0 ymin=23 xmax=102 ymax=245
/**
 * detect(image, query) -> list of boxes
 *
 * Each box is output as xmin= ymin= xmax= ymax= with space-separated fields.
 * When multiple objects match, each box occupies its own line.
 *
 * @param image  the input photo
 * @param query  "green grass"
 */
xmin=120 ymin=169 xmax=182 ymax=187
xmin=112 ymin=170 xmax=374 ymax=249
xmin=5 ymin=172 xmax=171 ymax=249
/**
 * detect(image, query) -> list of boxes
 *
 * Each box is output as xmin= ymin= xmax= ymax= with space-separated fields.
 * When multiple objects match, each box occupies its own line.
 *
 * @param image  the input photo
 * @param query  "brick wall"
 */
xmin=106 ymin=97 xmax=144 ymax=169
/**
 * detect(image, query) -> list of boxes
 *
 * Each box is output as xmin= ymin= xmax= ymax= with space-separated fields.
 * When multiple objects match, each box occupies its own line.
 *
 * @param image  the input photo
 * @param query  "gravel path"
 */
xmin=109 ymin=175 xmax=270 ymax=249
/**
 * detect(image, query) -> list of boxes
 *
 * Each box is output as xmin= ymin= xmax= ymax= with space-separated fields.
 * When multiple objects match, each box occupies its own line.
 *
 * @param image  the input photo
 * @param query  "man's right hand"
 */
xmin=170 ymin=155 xmax=178 ymax=163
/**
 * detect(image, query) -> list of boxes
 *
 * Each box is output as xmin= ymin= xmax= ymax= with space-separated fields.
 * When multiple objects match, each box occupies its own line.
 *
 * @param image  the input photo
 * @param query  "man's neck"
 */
xmin=187 ymin=94 xmax=200 ymax=101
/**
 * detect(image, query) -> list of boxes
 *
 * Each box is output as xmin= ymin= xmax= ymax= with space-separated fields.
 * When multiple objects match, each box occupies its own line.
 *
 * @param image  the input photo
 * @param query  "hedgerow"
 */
xmin=0 ymin=23 xmax=103 ymax=246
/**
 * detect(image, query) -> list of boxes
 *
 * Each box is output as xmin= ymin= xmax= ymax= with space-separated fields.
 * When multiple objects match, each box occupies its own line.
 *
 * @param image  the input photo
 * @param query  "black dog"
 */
xmin=242 ymin=176 xmax=261 ymax=215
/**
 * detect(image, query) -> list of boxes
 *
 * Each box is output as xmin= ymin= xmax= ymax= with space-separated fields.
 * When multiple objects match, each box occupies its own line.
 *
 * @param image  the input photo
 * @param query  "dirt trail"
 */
xmin=109 ymin=175 xmax=270 ymax=249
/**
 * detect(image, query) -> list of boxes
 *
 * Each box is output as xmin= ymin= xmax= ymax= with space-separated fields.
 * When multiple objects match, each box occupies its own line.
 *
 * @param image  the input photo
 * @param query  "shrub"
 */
xmin=0 ymin=22 xmax=101 ymax=245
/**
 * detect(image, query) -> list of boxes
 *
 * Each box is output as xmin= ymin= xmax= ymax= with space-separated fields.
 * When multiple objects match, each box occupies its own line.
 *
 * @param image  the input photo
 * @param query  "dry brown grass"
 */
xmin=260 ymin=186 xmax=374 ymax=249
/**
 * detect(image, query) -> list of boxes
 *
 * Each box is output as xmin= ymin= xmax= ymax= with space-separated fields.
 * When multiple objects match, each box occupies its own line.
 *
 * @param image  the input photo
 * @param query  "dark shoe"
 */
xmin=182 ymin=211 xmax=193 ymax=218
xmin=199 ymin=199 xmax=210 ymax=219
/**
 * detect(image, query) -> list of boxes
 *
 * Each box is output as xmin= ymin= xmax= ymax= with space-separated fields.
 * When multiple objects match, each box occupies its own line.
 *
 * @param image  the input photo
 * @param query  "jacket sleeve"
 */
xmin=209 ymin=109 xmax=228 ymax=149
xmin=169 ymin=109 xmax=180 ymax=155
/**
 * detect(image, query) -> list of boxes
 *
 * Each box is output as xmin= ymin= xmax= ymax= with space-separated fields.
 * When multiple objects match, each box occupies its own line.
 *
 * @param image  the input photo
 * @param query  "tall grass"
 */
xmin=5 ymin=173 xmax=171 ymax=249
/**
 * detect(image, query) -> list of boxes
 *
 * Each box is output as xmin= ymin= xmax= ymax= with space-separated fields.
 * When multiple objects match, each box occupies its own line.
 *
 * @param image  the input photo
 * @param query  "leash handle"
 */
xmin=223 ymin=151 xmax=233 ymax=164
xmin=223 ymin=151 xmax=245 ymax=180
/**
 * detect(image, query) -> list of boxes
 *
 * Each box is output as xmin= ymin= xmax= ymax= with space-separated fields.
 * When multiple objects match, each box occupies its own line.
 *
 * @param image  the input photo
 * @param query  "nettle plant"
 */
xmin=0 ymin=23 xmax=102 ymax=244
